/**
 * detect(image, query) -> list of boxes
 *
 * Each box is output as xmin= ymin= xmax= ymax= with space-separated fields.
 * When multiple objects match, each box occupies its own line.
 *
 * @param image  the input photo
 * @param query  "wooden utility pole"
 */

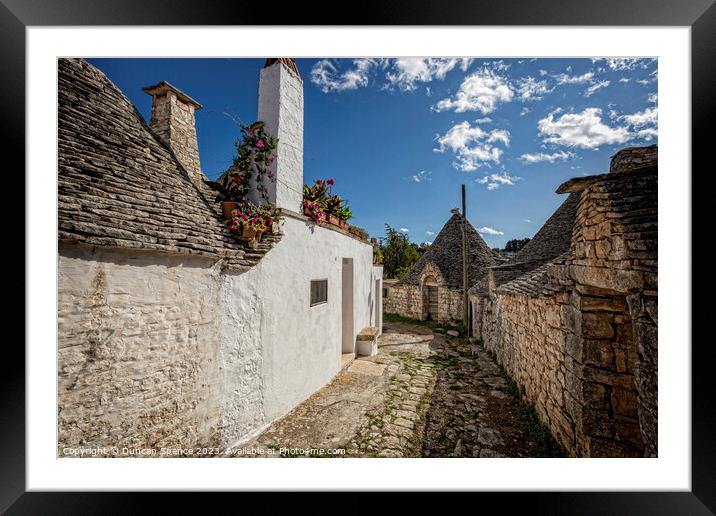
xmin=461 ymin=184 xmax=469 ymax=327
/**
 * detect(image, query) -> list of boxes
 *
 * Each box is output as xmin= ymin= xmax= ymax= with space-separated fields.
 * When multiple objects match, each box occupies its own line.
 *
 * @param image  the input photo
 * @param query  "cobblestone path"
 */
xmin=245 ymin=321 xmax=545 ymax=458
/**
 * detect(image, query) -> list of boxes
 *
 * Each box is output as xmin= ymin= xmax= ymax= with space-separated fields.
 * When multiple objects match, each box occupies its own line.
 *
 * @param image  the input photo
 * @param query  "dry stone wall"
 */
xmin=58 ymin=243 xmax=224 ymax=455
xmin=475 ymin=146 xmax=657 ymax=457
xmin=384 ymin=262 xmax=464 ymax=323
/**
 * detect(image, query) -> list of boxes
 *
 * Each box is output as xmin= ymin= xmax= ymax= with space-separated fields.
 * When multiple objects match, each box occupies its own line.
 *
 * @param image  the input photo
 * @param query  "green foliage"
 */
xmin=381 ymin=225 xmax=421 ymax=279
xmin=486 ymin=348 xmax=566 ymax=457
xmin=383 ymin=312 xmax=461 ymax=335
xmin=372 ymin=246 xmax=384 ymax=264
xmin=504 ymin=238 xmax=531 ymax=253
xmin=206 ymin=121 xmax=278 ymax=203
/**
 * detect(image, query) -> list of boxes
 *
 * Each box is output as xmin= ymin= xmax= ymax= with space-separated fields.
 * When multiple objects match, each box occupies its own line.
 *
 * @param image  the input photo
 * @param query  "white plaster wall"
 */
xmin=57 ymin=243 xmax=223 ymax=453
xmin=372 ymin=266 xmax=384 ymax=333
xmin=220 ymin=217 xmax=376 ymax=445
xmin=257 ymin=63 xmax=304 ymax=213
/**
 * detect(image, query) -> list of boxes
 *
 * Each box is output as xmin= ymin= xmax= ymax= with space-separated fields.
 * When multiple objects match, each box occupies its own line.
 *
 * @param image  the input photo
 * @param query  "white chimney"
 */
xmin=143 ymin=81 xmax=203 ymax=180
xmin=256 ymin=58 xmax=304 ymax=212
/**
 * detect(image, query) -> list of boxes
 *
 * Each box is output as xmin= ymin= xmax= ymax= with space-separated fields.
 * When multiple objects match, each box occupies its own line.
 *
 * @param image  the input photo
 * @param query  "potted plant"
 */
xmin=373 ymin=246 xmax=384 ymax=265
xmin=337 ymin=201 xmax=352 ymax=230
xmin=324 ymin=194 xmax=342 ymax=227
xmin=205 ymin=121 xmax=279 ymax=219
xmin=303 ymin=179 xmax=327 ymax=218
xmin=265 ymin=206 xmax=283 ymax=234
xmin=226 ymin=202 xmax=268 ymax=247
xmin=204 ymin=172 xmax=249 ymax=219
xmin=302 ymin=199 xmax=325 ymax=224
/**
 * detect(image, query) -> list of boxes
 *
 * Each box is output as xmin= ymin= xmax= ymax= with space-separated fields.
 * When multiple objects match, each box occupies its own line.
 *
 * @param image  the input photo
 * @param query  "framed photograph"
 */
xmin=6 ymin=0 xmax=709 ymax=511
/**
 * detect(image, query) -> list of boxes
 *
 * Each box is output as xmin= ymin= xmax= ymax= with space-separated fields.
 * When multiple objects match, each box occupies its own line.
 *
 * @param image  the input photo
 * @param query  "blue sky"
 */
xmin=88 ymin=57 xmax=657 ymax=248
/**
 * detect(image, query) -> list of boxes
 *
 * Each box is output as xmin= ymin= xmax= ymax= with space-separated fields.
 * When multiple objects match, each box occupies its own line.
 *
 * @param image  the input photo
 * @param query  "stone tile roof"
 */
xmin=398 ymin=213 xmax=502 ymax=289
xmin=556 ymin=164 xmax=657 ymax=194
xmin=58 ymin=58 xmax=279 ymax=271
xmin=495 ymin=253 xmax=572 ymax=297
xmin=511 ymin=192 xmax=580 ymax=266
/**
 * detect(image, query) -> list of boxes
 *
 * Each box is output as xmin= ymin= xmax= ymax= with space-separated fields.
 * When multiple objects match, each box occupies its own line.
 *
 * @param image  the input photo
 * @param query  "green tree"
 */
xmin=381 ymin=225 xmax=421 ymax=279
xmin=504 ymin=238 xmax=531 ymax=253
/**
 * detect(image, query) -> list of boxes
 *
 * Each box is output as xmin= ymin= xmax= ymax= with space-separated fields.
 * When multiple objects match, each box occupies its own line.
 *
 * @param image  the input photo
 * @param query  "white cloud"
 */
xmin=477 ymin=226 xmax=505 ymax=235
xmin=434 ymin=121 xmax=511 ymax=171
xmin=602 ymin=58 xmax=649 ymax=71
xmin=519 ymin=150 xmax=576 ymax=164
xmin=554 ymin=71 xmax=594 ymax=84
xmin=648 ymin=93 xmax=658 ymax=104
xmin=484 ymin=59 xmax=511 ymax=72
xmin=520 ymin=107 xmax=531 ymax=116
xmin=515 ymin=76 xmax=551 ymax=101
xmin=635 ymin=127 xmax=658 ymax=141
xmin=622 ymin=106 xmax=658 ymax=141
xmin=623 ymin=106 xmax=657 ymax=128
xmin=385 ymin=58 xmax=472 ymax=92
xmin=426 ymin=230 xmax=435 ymax=236
xmin=523 ymin=219 xmax=532 ymax=223
xmin=399 ymin=228 xmax=410 ymax=233
xmin=477 ymin=172 xmax=520 ymax=190
xmin=434 ymin=68 xmax=514 ymax=114
xmin=619 ymin=77 xmax=631 ymax=83
xmin=584 ymin=80 xmax=610 ymax=97
xmin=310 ymin=58 xmax=381 ymax=93
xmin=407 ymin=170 xmax=432 ymax=183
xmin=537 ymin=108 xmax=632 ymax=149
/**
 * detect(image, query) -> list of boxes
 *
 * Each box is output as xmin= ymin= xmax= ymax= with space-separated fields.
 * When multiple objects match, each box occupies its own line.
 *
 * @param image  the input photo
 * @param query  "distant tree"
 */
xmin=504 ymin=238 xmax=531 ymax=253
xmin=417 ymin=242 xmax=432 ymax=255
xmin=382 ymin=225 xmax=421 ymax=279
xmin=492 ymin=247 xmax=502 ymax=253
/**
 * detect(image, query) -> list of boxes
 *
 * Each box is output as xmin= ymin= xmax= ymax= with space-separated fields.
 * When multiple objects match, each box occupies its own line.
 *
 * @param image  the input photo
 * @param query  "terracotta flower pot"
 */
xmin=327 ymin=214 xmax=340 ymax=227
xmin=339 ymin=219 xmax=348 ymax=230
xmin=222 ymin=201 xmax=240 ymax=220
xmin=241 ymin=226 xmax=257 ymax=241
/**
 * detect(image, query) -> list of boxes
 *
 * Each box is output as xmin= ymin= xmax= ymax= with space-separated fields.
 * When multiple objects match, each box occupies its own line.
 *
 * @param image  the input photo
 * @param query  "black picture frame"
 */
xmin=4 ymin=0 xmax=710 ymax=512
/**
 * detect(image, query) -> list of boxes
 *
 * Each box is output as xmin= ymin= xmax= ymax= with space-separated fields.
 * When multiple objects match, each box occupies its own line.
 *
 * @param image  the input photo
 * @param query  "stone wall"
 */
xmin=58 ymin=243 xmax=223 ymax=454
xmin=384 ymin=283 xmax=423 ymax=320
xmin=384 ymin=261 xmax=464 ymax=323
xmin=609 ymin=144 xmax=657 ymax=174
xmin=479 ymin=289 xmax=579 ymax=455
xmin=145 ymin=86 xmax=203 ymax=180
xmin=474 ymin=147 xmax=657 ymax=457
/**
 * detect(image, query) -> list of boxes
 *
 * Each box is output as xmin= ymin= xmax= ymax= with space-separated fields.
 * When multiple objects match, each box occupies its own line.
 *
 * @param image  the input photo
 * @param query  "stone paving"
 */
xmin=244 ymin=321 xmax=544 ymax=458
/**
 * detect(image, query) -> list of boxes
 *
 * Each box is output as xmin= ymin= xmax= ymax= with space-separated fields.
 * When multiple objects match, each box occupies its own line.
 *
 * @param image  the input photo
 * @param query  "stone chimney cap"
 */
xmin=264 ymin=58 xmax=301 ymax=78
xmin=451 ymin=208 xmax=461 ymax=215
xmin=142 ymin=81 xmax=203 ymax=109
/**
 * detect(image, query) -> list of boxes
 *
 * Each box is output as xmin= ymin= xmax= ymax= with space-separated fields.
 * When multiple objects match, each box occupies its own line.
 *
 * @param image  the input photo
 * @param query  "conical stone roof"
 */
xmin=511 ymin=193 xmax=579 ymax=266
xmin=398 ymin=212 xmax=502 ymax=289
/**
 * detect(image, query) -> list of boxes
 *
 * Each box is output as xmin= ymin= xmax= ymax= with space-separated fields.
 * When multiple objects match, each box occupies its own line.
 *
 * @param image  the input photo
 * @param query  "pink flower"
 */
xmin=256 ymin=139 xmax=265 ymax=148
xmin=246 ymin=130 xmax=254 ymax=137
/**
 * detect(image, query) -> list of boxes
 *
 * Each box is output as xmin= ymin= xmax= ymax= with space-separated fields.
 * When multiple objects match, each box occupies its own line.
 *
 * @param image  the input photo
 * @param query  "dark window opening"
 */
xmin=310 ymin=279 xmax=328 ymax=306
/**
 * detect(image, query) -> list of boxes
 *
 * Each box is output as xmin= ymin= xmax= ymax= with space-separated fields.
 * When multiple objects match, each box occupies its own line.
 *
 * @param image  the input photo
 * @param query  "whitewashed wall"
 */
xmin=58 ymin=223 xmax=379 ymax=451
xmin=219 ymin=215 xmax=379 ymax=446
xmin=57 ymin=243 xmax=224 ymax=453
